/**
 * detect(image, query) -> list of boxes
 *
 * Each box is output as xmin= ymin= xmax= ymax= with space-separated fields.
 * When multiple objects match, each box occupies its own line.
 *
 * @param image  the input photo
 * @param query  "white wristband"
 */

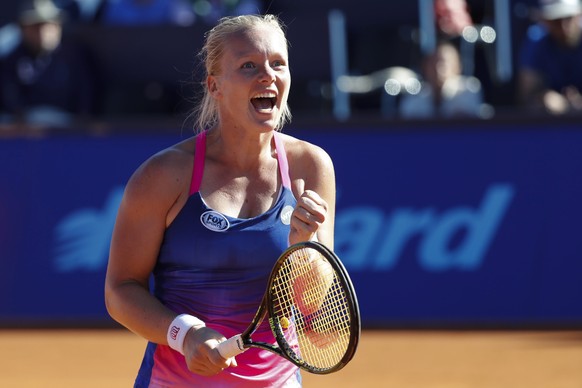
xmin=167 ymin=314 xmax=205 ymax=355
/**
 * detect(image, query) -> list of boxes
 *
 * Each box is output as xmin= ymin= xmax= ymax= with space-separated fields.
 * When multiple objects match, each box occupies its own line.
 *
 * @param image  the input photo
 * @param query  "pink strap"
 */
xmin=189 ymin=131 xmax=206 ymax=195
xmin=273 ymin=131 xmax=291 ymax=189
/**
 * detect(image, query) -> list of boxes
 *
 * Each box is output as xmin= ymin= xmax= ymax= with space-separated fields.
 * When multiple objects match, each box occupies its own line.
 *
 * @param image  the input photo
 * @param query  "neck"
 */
xmin=206 ymin=128 xmax=275 ymax=170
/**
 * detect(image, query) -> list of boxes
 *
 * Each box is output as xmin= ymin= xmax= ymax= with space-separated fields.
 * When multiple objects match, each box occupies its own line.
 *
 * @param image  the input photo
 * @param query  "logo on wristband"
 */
xmin=169 ymin=325 xmax=180 ymax=341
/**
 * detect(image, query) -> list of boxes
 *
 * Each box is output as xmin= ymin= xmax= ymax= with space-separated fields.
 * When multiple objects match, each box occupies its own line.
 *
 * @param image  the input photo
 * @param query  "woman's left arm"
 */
xmin=288 ymin=140 xmax=336 ymax=248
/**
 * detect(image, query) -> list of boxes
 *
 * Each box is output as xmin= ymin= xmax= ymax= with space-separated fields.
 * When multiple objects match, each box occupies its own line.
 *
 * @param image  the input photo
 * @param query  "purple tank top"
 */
xmin=135 ymin=131 xmax=301 ymax=387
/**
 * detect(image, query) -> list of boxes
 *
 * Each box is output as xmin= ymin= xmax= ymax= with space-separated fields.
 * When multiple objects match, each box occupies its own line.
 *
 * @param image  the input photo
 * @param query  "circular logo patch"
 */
xmin=200 ymin=211 xmax=230 ymax=232
xmin=280 ymin=205 xmax=294 ymax=225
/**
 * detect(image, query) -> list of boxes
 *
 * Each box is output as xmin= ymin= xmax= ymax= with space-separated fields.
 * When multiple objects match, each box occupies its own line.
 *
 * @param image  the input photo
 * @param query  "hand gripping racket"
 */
xmin=217 ymin=241 xmax=360 ymax=374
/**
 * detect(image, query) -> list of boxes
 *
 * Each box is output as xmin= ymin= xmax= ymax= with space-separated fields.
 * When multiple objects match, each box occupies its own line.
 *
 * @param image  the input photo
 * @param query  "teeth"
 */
xmin=253 ymin=92 xmax=276 ymax=98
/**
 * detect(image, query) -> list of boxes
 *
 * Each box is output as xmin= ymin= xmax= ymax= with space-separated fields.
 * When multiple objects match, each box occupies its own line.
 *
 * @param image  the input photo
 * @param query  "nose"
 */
xmin=258 ymin=64 xmax=276 ymax=83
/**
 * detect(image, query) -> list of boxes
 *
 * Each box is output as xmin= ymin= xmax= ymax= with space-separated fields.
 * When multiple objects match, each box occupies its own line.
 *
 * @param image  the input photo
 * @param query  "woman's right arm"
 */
xmin=104 ymin=151 xmax=180 ymax=344
xmin=104 ymin=149 xmax=234 ymax=375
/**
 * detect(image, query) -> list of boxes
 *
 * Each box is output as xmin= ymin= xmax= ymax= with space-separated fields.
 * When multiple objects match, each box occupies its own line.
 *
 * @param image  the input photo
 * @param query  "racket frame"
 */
xmin=223 ymin=241 xmax=360 ymax=374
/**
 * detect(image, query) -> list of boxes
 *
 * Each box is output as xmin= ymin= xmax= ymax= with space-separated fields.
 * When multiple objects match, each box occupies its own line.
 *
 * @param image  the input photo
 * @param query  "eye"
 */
xmin=241 ymin=62 xmax=255 ymax=69
xmin=272 ymin=60 xmax=285 ymax=68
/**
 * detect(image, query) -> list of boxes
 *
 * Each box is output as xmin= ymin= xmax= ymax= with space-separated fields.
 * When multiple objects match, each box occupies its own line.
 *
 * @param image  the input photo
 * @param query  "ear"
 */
xmin=207 ymin=75 xmax=221 ymax=98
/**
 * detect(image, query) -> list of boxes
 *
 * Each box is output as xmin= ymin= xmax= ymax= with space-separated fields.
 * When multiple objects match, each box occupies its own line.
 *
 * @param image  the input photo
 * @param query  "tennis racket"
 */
xmin=217 ymin=240 xmax=360 ymax=374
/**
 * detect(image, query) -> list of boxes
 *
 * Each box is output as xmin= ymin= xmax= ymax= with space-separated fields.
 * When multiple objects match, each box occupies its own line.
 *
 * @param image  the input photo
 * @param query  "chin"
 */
xmin=252 ymin=113 xmax=281 ymax=130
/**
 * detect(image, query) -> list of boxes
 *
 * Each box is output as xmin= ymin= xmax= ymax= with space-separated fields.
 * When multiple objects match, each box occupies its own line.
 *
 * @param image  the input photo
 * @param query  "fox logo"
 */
xmin=200 ymin=211 xmax=230 ymax=232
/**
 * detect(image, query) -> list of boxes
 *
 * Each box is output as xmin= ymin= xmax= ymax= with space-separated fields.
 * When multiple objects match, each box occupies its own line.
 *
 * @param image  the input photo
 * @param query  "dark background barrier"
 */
xmin=2 ymin=118 xmax=581 ymax=328
xmin=0 ymin=0 xmax=540 ymax=121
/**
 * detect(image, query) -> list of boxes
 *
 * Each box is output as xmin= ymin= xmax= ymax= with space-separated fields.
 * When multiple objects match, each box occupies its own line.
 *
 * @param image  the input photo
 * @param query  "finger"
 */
xmin=296 ymin=202 xmax=326 ymax=225
xmin=299 ymin=200 xmax=325 ymax=222
xmin=187 ymin=354 xmax=227 ymax=376
xmin=292 ymin=208 xmax=321 ymax=232
xmin=300 ymin=191 xmax=328 ymax=218
xmin=301 ymin=190 xmax=327 ymax=209
xmin=204 ymin=356 xmax=229 ymax=375
xmin=290 ymin=217 xmax=318 ymax=243
xmin=212 ymin=354 xmax=235 ymax=369
xmin=211 ymin=343 xmax=238 ymax=368
xmin=302 ymin=189 xmax=323 ymax=202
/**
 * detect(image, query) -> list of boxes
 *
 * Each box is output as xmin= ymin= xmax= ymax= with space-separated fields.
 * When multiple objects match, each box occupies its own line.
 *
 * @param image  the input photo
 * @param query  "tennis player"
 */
xmin=104 ymin=14 xmax=336 ymax=387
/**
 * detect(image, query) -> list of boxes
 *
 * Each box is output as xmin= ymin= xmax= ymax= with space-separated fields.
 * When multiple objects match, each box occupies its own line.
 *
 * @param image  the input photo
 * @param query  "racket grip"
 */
xmin=217 ymin=334 xmax=246 ymax=359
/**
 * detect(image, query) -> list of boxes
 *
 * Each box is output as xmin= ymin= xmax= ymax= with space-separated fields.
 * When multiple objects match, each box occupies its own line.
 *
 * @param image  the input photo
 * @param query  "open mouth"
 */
xmin=251 ymin=92 xmax=277 ymax=113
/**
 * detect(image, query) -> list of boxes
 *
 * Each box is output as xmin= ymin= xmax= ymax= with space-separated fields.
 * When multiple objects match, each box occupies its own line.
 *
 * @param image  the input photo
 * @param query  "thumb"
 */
xmin=226 ymin=356 xmax=238 ymax=368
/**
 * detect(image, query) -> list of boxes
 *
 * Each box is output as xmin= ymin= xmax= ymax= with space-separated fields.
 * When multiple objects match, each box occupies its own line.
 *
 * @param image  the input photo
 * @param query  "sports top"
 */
xmin=134 ymin=131 xmax=300 ymax=387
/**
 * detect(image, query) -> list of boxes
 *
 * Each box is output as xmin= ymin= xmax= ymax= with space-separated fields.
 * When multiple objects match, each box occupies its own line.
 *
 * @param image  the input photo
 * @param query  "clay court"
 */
xmin=2 ymin=329 xmax=582 ymax=387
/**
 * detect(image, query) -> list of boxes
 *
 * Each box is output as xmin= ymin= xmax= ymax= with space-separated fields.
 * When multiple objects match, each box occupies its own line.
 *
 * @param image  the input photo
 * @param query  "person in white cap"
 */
xmin=517 ymin=0 xmax=582 ymax=114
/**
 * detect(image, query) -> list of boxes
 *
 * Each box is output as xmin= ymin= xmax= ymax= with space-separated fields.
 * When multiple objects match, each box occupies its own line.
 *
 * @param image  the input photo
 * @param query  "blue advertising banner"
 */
xmin=1 ymin=123 xmax=582 ymax=327
xmin=309 ymin=126 xmax=582 ymax=327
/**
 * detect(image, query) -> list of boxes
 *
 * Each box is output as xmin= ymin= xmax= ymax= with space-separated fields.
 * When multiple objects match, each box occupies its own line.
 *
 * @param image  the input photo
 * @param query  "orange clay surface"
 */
xmin=1 ymin=329 xmax=582 ymax=387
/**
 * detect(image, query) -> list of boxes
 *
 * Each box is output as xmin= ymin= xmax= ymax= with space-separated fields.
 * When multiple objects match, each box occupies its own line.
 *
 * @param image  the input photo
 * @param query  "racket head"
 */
xmin=266 ymin=241 xmax=360 ymax=374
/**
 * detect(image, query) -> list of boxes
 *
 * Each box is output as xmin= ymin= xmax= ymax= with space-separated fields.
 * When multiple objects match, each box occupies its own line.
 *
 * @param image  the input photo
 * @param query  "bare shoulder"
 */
xmin=278 ymin=132 xmax=335 ymax=198
xmin=125 ymin=137 xmax=195 ymax=205
xmin=279 ymin=132 xmax=334 ymax=173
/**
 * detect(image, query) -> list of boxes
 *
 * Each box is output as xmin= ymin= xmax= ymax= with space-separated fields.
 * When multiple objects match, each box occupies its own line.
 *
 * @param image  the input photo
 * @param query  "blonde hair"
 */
xmin=192 ymin=14 xmax=292 ymax=133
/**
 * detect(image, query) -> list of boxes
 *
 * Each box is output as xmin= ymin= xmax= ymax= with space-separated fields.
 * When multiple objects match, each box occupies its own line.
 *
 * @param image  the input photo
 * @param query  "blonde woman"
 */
xmin=105 ymin=14 xmax=336 ymax=387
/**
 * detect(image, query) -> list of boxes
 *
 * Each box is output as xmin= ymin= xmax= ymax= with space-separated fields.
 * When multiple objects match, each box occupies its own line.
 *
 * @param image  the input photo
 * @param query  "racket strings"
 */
xmin=271 ymin=247 xmax=353 ymax=370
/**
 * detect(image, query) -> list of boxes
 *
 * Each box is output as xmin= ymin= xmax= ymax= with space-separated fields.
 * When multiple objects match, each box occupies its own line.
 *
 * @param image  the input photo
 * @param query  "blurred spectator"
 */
xmin=51 ymin=0 xmax=103 ymax=23
xmin=434 ymin=0 xmax=474 ymax=38
xmin=191 ymin=0 xmax=264 ymax=25
xmin=399 ymin=40 xmax=487 ymax=119
xmin=0 ymin=0 xmax=98 ymax=126
xmin=97 ymin=0 xmax=263 ymax=26
xmin=98 ymin=0 xmax=196 ymax=26
xmin=518 ymin=0 xmax=582 ymax=115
